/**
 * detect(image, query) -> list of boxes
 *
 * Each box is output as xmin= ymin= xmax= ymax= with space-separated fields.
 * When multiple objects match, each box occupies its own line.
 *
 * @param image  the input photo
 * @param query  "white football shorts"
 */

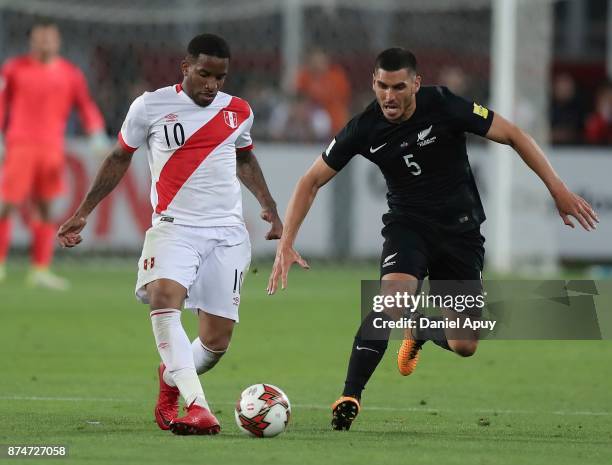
xmin=135 ymin=222 xmax=251 ymax=321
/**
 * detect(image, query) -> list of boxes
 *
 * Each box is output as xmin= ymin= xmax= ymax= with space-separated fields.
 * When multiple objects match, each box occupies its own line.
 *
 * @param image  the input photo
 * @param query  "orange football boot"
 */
xmin=397 ymin=329 xmax=424 ymax=376
xmin=331 ymin=396 xmax=361 ymax=431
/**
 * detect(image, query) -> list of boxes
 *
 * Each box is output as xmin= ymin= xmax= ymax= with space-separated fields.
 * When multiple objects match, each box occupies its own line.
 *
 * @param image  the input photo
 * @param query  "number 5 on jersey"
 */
xmin=403 ymin=154 xmax=421 ymax=176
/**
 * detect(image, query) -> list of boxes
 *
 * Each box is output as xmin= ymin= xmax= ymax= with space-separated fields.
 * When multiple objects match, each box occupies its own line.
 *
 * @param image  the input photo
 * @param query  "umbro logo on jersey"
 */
xmin=417 ymin=125 xmax=437 ymax=147
xmin=223 ymin=110 xmax=239 ymax=129
xmin=164 ymin=113 xmax=178 ymax=122
xmin=370 ymin=143 xmax=387 ymax=153
xmin=383 ymin=252 xmax=398 ymax=268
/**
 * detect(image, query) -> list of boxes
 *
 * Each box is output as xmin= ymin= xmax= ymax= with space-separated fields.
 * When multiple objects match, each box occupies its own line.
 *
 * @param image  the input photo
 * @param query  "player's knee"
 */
xmin=450 ymin=340 xmax=478 ymax=357
xmin=379 ymin=281 xmax=418 ymax=320
xmin=380 ymin=279 xmax=418 ymax=298
xmin=201 ymin=330 xmax=232 ymax=352
xmin=147 ymin=285 xmax=182 ymax=310
xmin=201 ymin=336 xmax=230 ymax=352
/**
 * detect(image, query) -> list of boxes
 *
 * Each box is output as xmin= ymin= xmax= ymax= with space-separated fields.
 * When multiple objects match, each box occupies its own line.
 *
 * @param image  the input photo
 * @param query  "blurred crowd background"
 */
xmin=0 ymin=0 xmax=611 ymax=274
xmin=1 ymin=0 xmax=610 ymax=147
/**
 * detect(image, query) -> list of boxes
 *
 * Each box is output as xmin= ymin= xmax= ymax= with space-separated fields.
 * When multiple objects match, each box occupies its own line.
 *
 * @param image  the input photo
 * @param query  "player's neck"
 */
xmin=181 ymin=80 xmax=214 ymax=108
xmin=31 ymin=52 xmax=58 ymax=64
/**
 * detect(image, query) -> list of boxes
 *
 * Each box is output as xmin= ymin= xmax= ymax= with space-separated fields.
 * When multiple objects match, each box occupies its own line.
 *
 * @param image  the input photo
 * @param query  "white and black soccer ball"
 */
xmin=234 ymin=383 xmax=291 ymax=438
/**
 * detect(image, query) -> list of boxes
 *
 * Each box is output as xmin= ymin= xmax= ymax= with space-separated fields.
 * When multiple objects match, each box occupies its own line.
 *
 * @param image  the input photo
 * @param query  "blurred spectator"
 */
xmin=436 ymin=65 xmax=489 ymax=104
xmin=242 ymin=81 xmax=282 ymax=140
xmin=550 ymin=73 xmax=585 ymax=145
xmin=437 ymin=66 xmax=489 ymax=144
xmin=268 ymin=94 xmax=331 ymax=142
xmin=295 ymin=49 xmax=351 ymax=134
xmin=584 ymin=82 xmax=612 ymax=146
xmin=437 ymin=66 xmax=470 ymax=96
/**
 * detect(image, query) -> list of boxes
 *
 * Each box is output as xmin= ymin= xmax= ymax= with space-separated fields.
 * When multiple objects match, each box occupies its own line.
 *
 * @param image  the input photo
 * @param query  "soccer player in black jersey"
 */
xmin=267 ymin=48 xmax=598 ymax=431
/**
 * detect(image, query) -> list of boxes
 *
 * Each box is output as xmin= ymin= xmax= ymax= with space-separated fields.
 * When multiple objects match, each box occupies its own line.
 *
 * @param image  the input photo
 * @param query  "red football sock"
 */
xmin=31 ymin=221 xmax=57 ymax=268
xmin=0 ymin=218 xmax=11 ymax=263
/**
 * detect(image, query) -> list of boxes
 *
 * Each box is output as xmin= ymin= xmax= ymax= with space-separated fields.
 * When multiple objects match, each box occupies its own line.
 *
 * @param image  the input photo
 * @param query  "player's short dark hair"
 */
xmin=187 ymin=33 xmax=231 ymax=60
xmin=374 ymin=48 xmax=417 ymax=74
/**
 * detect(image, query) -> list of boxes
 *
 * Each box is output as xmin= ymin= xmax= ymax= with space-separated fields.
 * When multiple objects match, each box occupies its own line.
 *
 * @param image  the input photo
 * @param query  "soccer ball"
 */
xmin=234 ymin=383 xmax=291 ymax=438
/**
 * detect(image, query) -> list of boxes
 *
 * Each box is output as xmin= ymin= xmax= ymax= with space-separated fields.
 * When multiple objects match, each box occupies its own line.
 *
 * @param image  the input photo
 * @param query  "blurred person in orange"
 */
xmin=0 ymin=20 xmax=106 ymax=289
xmin=295 ymin=49 xmax=351 ymax=134
xmin=584 ymin=82 xmax=612 ymax=146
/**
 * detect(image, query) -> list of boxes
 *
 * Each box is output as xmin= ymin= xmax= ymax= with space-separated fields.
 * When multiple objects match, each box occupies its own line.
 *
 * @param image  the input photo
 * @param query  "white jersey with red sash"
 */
xmin=119 ymin=84 xmax=253 ymax=227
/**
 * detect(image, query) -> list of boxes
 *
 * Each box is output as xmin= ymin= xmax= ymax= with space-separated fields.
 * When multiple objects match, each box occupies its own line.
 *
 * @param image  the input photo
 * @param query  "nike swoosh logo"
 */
xmin=383 ymin=252 xmax=398 ymax=264
xmin=369 ymin=143 xmax=387 ymax=153
xmin=356 ymin=346 xmax=379 ymax=353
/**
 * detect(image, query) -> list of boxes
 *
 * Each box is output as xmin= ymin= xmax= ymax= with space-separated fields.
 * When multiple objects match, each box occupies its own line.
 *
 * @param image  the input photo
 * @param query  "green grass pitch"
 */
xmin=1 ymin=261 xmax=611 ymax=464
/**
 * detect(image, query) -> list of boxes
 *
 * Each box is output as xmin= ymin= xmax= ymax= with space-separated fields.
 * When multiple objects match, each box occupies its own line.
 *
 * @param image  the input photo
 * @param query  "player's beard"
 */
xmin=196 ymin=93 xmax=216 ymax=106
xmin=381 ymin=95 xmax=414 ymax=122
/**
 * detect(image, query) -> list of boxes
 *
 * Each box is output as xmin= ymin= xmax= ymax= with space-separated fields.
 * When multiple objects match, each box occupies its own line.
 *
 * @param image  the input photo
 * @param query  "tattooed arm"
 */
xmin=236 ymin=149 xmax=282 ymax=240
xmin=58 ymin=143 xmax=134 ymax=247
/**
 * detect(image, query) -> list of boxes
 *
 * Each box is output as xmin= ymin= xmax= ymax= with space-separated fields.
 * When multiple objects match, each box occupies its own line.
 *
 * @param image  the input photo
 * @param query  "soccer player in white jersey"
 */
xmin=57 ymin=34 xmax=282 ymax=435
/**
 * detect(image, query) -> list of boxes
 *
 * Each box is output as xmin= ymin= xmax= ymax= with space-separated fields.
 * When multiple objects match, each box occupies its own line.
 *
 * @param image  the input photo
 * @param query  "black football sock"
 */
xmin=342 ymin=311 xmax=392 ymax=400
xmin=414 ymin=316 xmax=452 ymax=351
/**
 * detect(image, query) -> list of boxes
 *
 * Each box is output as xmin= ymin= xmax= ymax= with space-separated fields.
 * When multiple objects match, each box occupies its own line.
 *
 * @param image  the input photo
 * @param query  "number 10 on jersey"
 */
xmin=164 ymin=123 xmax=185 ymax=147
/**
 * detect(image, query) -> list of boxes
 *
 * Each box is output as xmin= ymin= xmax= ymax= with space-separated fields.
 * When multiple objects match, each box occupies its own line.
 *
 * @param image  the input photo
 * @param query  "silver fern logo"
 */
xmin=417 ymin=125 xmax=437 ymax=147
xmin=417 ymin=125 xmax=433 ymax=141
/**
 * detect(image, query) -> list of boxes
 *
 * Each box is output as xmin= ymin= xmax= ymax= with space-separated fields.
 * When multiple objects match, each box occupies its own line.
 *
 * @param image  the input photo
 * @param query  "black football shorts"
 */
xmin=379 ymin=218 xmax=485 ymax=308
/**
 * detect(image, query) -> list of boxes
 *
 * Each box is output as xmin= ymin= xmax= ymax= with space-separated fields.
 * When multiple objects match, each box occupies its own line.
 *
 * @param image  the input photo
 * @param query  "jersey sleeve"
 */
xmin=0 ymin=60 xmax=13 ymax=134
xmin=235 ymin=105 xmax=254 ymax=152
xmin=71 ymin=65 xmax=105 ymax=134
xmin=118 ymin=94 xmax=148 ymax=153
xmin=321 ymin=115 xmax=362 ymax=172
xmin=440 ymin=86 xmax=494 ymax=136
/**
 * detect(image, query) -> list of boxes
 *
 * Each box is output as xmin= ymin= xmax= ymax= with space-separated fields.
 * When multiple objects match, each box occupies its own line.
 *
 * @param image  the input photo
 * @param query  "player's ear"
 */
xmin=412 ymin=74 xmax=422 ymax=94
xmin=180 ymin=58 xmax=190 ymax=77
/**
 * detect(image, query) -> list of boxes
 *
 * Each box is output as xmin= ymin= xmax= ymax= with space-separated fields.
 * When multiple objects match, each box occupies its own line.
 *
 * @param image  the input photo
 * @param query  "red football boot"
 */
xmin=169 ymin=403 xmax=221 ymax=436
xmin=154 ymin=363 xmax=180 ymax=430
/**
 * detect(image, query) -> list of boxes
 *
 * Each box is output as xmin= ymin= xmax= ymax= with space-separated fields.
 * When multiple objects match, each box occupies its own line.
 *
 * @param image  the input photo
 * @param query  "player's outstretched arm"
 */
xmin=485 ymin=113 xmax=599 ymax=231
xmin=267 ymin=157 xmax=337 ymax=295
xmin=236 ymin=149 xmax=282 ymax=240
xmin=57 ymin=143 xmax=134 ymax=248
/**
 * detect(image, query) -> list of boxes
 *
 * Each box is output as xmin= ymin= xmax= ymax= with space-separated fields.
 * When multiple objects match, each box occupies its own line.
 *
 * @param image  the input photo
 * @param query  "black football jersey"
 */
xmin=322 ymin=86 xmax=494 ymax=232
